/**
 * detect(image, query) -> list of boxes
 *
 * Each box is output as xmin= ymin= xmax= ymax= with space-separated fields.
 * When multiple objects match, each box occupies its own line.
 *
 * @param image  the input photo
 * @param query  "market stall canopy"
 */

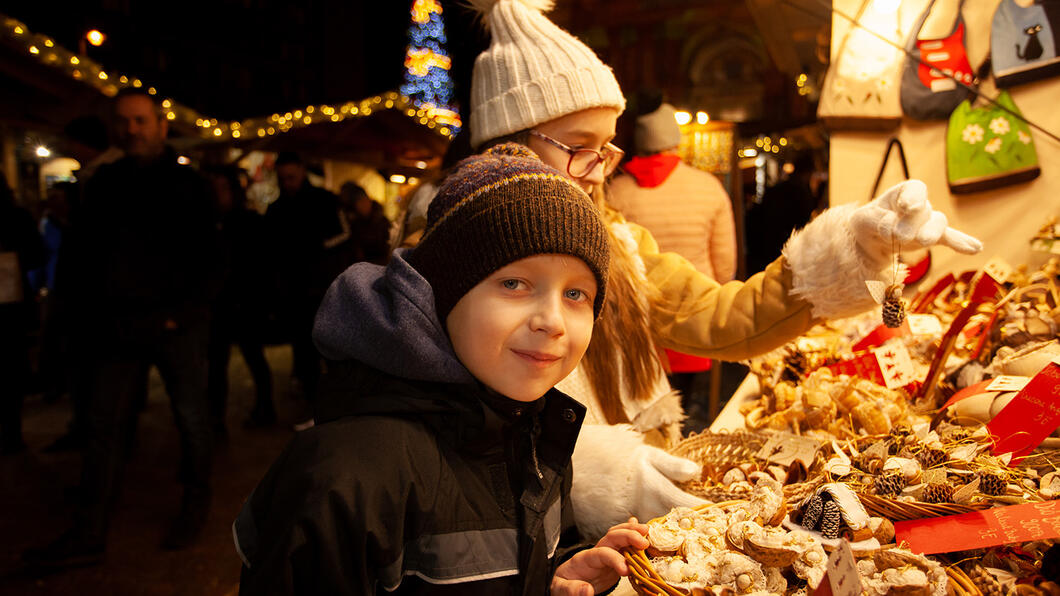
xmin=0 ymin=13 xmax=454 ymax=171
xmin=213 ymin=92 xmax=454 ymax=176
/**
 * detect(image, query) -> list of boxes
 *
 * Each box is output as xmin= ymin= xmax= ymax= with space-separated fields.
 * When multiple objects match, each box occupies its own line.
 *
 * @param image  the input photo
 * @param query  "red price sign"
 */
xmin=988 ymin=361 xmax=1060 ymax=460
xmin=896 ymin=501 xmax=1060 ymax=555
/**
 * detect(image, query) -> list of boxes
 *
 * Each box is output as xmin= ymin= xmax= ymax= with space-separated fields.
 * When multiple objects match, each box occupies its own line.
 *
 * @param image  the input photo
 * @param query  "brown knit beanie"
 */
xmin=407 ymin=143 xmax=610 ymax=321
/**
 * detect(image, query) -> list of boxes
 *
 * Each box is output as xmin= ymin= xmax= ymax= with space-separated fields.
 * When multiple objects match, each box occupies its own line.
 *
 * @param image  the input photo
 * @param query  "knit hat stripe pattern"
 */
xmin=408 ymin=144 xmax=610 ymax=321
xmin=469 ymin=0 xmax=626 ymax=148
xmin=420 ymin=172 xmax=560 ymax=244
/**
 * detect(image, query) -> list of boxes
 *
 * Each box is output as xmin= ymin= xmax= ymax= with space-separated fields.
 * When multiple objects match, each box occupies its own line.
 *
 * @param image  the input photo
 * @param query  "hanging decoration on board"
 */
xmin=946 ymin=90 xmax=1041 ymax=194
xmin=817 ymin=0 xmax=905 ymax=130
xmin=992 ymin=0 xmax=1060 ymax=87
xmin=900 ymin=0 xmax=977 ymax=120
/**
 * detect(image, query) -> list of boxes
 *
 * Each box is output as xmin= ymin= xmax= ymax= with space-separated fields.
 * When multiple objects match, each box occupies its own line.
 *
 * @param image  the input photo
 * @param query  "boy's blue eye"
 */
xmin=565 ymin=288 xmax=588 ymax=301
xmin=501 ymin=279 xmax=520 ymax=290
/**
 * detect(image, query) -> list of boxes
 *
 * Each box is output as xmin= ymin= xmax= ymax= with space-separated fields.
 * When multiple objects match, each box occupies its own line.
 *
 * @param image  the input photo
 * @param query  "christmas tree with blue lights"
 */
xmin=400 ymin=0 xmax=459 ymax=131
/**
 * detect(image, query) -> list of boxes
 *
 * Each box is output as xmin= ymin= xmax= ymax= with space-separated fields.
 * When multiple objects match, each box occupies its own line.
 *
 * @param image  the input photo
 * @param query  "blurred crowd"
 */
xmin=2 ymin=88 xmax=390 ymax=565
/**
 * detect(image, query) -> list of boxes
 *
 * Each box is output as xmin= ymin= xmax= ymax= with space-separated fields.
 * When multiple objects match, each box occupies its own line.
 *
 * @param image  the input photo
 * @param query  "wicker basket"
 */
xmin=946 ymin=565 xmax=986 ymax=596
xmin=668 ymin=430 xmax=823 ymax=504
xmin=623 ymin=501 xmax=746 ymax=596
xmin=858 ymin=492 xmax=992 ymax=521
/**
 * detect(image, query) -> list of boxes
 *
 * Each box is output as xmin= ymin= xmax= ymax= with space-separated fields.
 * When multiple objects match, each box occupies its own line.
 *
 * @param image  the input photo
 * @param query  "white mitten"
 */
xmin=570 ymin=424 xmax=707 ymax=540
xmin=783 ymin=179 xmax=982 ymax=320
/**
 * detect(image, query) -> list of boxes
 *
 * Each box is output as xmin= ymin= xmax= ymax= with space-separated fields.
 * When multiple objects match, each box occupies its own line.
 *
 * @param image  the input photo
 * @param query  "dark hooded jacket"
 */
xmin=235 ymin=250 xmax=593 ymax=595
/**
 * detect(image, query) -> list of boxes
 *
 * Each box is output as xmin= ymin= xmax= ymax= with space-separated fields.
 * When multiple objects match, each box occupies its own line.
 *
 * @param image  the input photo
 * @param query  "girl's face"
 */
xmin=526 ymin=107 xmax=620 ymax=194
xmin=446 ymin=255 xmax=597 ymax=403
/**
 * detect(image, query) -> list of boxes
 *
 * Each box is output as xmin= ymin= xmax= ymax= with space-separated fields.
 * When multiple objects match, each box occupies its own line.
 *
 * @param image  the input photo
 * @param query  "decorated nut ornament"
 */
xmin=796 ymin=483 xmax=872 ymax=541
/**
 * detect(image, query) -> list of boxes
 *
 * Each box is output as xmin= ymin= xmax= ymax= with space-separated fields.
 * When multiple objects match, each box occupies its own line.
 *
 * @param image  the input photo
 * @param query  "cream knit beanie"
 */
xmin=634 ymin=103 xmax=682 ymax=155
xmin=468 ymin=0 xmax=627 ymax=149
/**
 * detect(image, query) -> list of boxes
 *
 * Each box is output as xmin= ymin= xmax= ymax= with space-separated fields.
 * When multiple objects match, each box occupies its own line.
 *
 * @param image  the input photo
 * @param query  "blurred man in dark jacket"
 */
xmin=264 ymin=152 xmax=344 ymax=426
xmin=26 ymin=89 xmax=222 ymax=566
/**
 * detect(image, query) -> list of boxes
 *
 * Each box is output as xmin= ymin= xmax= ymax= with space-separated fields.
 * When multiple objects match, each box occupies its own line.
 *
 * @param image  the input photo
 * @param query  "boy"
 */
xmin=234 ymin=144 xmax=649 ymax=595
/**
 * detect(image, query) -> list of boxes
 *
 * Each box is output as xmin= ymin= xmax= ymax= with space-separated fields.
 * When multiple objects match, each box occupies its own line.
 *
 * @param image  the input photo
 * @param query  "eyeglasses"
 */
xmin=529 ymin=130 xmax=624 ymax=179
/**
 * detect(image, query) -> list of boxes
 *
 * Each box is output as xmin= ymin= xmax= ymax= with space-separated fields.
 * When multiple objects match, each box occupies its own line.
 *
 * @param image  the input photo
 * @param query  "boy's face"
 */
xmin=526 ymin=107 xmax=619 ymax=194
xmin=446 ymin=254 xmax=597 ymax=403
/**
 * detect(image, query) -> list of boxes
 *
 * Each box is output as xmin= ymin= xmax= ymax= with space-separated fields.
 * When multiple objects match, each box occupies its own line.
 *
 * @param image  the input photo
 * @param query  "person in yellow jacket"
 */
xmin=467 ymin=0 xmax=982 ymax=540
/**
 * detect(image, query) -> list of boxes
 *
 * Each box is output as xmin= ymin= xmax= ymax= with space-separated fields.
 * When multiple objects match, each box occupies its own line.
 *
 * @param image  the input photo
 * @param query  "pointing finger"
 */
xmin=941 ymin=227 xmax=983 ymax=254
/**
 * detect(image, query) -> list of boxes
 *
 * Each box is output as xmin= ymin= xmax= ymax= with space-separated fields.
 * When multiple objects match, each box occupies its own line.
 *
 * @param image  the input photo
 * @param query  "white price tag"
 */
xmin=873 ymin=343 xmax=917 ymax=389
xmin=906 ymin=314 xmax=943 ymax=336
xmin=983 ymin=257 xmax=1013 ymax=284
xmin=756 ymin=433 xmax=821 ymax=467
xmin=813 ymin=540 xmax=861 ymax=596
xmin=986 ymin=375 xmax=1030 ymax=392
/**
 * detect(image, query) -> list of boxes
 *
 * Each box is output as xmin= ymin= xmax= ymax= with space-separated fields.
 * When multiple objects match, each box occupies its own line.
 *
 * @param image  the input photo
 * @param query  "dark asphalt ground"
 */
xmin=0 ymin=346 xmax=300 ymax=596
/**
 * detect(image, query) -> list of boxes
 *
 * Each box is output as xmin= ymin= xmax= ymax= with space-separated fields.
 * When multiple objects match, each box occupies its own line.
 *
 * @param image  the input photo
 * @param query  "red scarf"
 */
xmin=621 ymin=154 xmax=681 ymax=188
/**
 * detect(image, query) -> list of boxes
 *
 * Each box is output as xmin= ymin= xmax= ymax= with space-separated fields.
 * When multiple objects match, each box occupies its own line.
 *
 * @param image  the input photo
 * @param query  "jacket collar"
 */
xmin=622 ymin=153 xmax=681 ymax=188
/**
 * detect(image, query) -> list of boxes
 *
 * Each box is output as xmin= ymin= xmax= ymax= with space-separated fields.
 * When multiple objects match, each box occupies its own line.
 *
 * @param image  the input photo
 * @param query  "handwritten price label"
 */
xmin=906 ymin=314 xmax=943 ymax=336
xmin=873 ymin=343 xmax=916 ymax=389
xmin=896 ymin=501 xmax=1060 ymax=554
xmin=983 ymin=257 xmax=1013 ymax=284
xmin=988 ymin=362 xmax=1060 ymax=460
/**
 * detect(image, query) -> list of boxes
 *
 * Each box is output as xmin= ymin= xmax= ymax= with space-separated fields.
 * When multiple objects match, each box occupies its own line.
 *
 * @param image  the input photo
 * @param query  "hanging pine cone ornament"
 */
xmin=819 ymin=500 xmax=842 ymax=539
xmin=921 ymin=483 xmax=955 ymax=503
xmin=874 ymin=473 xmax=905 ymax=497
xmin=979 ymin=472 xmax=1007 ymax=496
xmin=882 ymin=287 xmax=906 ymax=328
xmin=801 ymin=495 xmax=824 ymax=529
xmin=916 ymin=447 xmax=946 ymax=469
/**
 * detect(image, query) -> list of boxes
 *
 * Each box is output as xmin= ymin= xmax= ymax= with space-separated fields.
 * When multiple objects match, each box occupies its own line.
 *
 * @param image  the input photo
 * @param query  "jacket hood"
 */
xmin=313 ymin=249 xmax=475 ymax=385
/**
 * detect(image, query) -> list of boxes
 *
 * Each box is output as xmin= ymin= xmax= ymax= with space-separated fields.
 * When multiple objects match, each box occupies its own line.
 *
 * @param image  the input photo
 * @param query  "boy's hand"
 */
xmin=551 ymin=518 xmax=649 ymax=596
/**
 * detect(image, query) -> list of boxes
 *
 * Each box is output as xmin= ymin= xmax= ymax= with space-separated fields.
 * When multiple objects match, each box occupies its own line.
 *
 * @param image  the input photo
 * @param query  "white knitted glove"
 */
xmin=783 ymin=179 xmax=982 ymax=319
xmin=570 ymin=424 xmax=707 ymax=540
xmin=851 ymin=180 xmax=982 ymax=269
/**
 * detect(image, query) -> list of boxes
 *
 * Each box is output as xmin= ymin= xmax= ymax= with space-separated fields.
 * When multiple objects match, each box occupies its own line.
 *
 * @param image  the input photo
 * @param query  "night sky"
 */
xmin=5 ymin=0 xmax=487 ymax=122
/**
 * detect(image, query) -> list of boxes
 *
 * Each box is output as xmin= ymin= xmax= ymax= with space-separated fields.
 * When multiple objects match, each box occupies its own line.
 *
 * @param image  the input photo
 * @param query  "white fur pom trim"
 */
xmin=782 ymin=204 xmax=899 ymax=320
xmin=631 ymin=390 xmax=684 ymax=434
xmin=466 ymin=0 xmax=555 ymax=22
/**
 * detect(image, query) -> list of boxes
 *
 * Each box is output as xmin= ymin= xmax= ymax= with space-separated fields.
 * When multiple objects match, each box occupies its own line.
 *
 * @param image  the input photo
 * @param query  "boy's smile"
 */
xmin=446 ymin=254 xmax=598 ymax=402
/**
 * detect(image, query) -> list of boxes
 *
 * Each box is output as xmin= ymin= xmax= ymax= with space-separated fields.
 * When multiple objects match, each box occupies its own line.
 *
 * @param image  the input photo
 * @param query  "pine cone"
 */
xmin=916 ymin=447 xmax=947 ymax=469
xmin=874 ymin=473 xmax=906 ymax=497
xmin=854 ymin=454 xmax=883 ymax=474
xmin=820 ymin=500 xmax=842 ymax=539
xmin=968 ymin=564 xmax=1005 ymax=596
xmin=801 ymin=495 xmax=824 ymax=530
xmin=921 ymin=482 xmax=955 ymax=504
xmin=944 ymin=427 xmax=971 ymax=442
xmin=979 ymin=472 xmax=1007 ymax=496
xmin=889 ymin=425 xmax=913 ymax=441
xmin=882 ymin=295 xmax=906 ymax=328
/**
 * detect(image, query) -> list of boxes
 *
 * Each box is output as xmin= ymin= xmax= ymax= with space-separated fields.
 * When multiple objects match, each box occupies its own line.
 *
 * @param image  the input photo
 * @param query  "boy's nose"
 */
xmin=529 ymin=297 xmax=565 ymax=336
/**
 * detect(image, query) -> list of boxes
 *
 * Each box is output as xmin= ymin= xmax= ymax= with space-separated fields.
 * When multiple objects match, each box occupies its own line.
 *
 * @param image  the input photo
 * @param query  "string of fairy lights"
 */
xmin=0 ymin=12 xmax=461 ymax=142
